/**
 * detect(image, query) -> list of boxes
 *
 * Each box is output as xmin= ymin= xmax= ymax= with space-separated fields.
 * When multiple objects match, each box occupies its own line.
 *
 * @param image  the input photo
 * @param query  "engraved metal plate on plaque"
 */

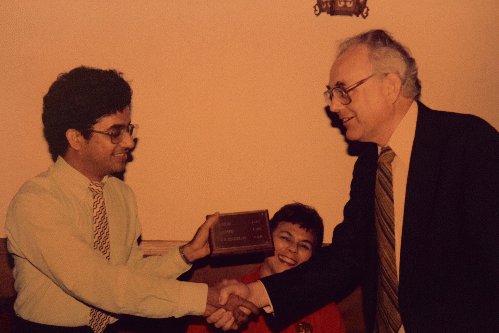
xmin=209 ymin=210 xmax=274 ymax=257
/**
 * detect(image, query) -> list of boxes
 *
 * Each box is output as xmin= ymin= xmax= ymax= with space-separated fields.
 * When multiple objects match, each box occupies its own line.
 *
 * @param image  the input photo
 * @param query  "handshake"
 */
xmin=185 ymin=213 xmax=269 ymax=330
xmin=203 ymin=280 xmax=264 ymax=331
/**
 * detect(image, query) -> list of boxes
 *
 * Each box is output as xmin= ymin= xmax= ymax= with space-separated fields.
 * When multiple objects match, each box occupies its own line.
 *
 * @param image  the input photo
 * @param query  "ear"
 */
xmin=66 ymin=129 xmax=85 ymax=151
xmin=383 ymin=73 xmax=402 ymax=104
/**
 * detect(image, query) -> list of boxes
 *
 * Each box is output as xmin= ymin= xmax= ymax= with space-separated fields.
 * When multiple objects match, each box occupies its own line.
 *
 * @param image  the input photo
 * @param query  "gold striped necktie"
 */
xmin=88 ymin=182 xmax=111 ymax=333
xmin=374 ymin=146 xmax=402 ymax=333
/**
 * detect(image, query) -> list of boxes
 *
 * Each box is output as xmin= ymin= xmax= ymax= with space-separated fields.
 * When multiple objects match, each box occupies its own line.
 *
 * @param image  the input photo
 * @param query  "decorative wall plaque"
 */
xmin=209 ymin=210 xmax=274 ymax=257
xmin=314 ymin=0 xmax=369 ymax=18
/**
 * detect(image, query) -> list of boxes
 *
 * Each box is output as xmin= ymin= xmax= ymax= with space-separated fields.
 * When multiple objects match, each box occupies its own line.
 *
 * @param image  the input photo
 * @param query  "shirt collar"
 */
xmin=53 ymin=156 xmax=108 ymax=187
xmin=382 ymin=101 xmax=418 ymax=166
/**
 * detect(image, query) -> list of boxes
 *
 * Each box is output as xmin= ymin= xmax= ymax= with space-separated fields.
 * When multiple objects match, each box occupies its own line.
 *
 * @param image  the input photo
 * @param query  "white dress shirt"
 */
xmin=382 ymin=100 xmax=418 ymax=333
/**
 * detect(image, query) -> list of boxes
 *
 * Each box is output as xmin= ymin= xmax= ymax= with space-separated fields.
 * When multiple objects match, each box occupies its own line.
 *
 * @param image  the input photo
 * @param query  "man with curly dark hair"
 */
xmin=6 ymin=66 xmax=256 ymax=333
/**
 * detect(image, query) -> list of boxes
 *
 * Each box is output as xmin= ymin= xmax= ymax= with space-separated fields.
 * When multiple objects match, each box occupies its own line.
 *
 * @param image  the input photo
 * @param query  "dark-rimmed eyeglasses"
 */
xmin=324 ymin=74 xmax=376 ymax=106
xmin=90 ymin=123 xmax=138 ymax=144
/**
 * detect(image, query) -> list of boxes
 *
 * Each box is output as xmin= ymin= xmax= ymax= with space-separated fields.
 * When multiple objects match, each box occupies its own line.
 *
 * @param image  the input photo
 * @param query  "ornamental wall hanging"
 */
xmin=314 ymin=0 xmax=369 ymax=18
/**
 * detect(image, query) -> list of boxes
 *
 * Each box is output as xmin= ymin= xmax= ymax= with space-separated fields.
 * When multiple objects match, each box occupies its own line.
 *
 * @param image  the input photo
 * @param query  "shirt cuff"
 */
xmin=175 ymin=281 xmax=209 ymax=317
xmin=255 ymin=280 xmax=274 ymax=314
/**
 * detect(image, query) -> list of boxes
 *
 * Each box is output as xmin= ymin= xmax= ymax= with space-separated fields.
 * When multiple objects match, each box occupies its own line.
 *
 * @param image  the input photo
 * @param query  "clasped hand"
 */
xmin=204 ymin=280 xmax=258 ymax=330
xmin=187 ymin=214 xmax=259 ymax=330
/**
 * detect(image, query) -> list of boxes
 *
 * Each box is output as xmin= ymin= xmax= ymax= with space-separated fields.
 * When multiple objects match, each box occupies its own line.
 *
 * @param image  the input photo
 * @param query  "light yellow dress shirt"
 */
xmin=5 ymin=157 xmax=207 ymax=327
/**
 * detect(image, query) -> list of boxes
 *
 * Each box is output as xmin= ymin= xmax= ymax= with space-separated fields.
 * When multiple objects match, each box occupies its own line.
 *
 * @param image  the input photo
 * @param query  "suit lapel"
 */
xmin=399 ymin=103 xmax=443 ymax=289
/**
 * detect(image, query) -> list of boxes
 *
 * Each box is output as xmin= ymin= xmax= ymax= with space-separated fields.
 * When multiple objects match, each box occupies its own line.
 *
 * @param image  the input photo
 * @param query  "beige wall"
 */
xmin=1 ymin=0 xmax=498 ymax=241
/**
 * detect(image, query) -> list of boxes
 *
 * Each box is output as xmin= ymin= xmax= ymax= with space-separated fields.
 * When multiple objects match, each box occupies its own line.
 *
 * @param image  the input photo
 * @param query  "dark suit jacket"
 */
xmin=261 ymin=102 xmax=499 ymax=332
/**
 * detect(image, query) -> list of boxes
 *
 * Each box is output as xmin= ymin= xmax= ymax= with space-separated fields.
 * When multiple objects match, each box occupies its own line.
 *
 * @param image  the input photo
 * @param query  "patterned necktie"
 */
xmin=374 ymin=147 xmax=402 ymax=333
xmin=88 ymin=182 xmax=111 ymax=333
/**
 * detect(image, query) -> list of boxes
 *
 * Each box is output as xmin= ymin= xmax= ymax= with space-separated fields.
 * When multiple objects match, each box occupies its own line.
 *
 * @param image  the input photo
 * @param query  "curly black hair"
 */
xmin=42 ymin=66 xmax=132 ymax=161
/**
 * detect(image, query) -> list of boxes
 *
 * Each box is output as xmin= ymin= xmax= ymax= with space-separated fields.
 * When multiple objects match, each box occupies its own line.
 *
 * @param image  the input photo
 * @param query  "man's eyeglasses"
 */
xmin=324 ymin=74 xmax=376 ymax=106
xmin=90 ymin=124 xmax=138 ymax=144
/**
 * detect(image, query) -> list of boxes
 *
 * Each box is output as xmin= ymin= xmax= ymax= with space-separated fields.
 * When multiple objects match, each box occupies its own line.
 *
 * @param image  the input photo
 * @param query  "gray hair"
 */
xmin=337 ymin=29 xmax=421 ymax=100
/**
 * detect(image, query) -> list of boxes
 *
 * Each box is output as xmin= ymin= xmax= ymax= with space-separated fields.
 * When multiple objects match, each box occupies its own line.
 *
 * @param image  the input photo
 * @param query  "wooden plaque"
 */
xmin=209 ymin=210 xmax=274 ymax=257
